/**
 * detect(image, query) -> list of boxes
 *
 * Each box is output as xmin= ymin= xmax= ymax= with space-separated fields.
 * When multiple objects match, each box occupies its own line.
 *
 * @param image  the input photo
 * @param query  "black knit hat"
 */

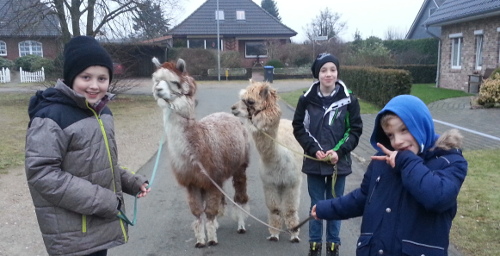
xmin=311 ymin=52 xmax=340 ymax=79
xmin=63 ymin=36 xmax=113 ymax=88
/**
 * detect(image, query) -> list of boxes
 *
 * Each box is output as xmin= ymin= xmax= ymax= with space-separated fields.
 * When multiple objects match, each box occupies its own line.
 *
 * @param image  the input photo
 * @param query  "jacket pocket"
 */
xmin=356 ymin=234 xmax=372 ymax=256
xmin=402 ymin=240 xmax=445 ymax=256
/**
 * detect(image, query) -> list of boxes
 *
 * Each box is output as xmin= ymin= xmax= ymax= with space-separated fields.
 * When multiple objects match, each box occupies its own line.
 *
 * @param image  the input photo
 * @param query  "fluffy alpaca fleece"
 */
xmin=152 ymin=58 xmax=251 ymax=248
xmin=231 ymin=80 xmax=303 ymax=243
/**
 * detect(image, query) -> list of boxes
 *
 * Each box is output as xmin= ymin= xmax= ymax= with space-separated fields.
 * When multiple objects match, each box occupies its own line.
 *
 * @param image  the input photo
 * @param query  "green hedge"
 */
xmin=378 ymin=64 xmax=436 ymax=83
xmin=342 ymin=66 xmax=412 ymax=107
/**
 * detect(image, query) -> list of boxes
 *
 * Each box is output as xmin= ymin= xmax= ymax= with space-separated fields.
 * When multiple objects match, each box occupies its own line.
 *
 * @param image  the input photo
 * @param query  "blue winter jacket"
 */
xmin=315 ymin=95 xmax=468 ymax=256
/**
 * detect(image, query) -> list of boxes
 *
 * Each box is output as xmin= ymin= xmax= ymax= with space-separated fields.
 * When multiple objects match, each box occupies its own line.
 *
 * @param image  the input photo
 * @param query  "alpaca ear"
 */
xmin=176 ymin=58 xmax=187 ymax=73
xmin=152 ymin=57 xmax=162 ymax=68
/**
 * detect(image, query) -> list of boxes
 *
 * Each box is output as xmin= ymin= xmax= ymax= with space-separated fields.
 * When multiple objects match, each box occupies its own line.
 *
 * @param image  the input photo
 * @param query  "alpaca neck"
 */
xmin=253 ymin=129 xmax=280 ymax=162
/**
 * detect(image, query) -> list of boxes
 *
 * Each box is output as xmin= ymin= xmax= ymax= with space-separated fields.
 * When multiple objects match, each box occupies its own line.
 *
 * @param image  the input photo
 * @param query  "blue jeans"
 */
xmin=307 ymin=174 xmax=346 ymax=244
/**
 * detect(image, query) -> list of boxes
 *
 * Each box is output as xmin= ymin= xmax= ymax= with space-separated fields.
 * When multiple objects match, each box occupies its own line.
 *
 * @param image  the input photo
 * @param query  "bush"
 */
xmin=265 ymin=59 xmax=284 ymax=68
xmin=221 ymin=51 xmax=241 ymax=68
xmin=15 ymin=55 xmax=55 ymax=73
xmin=176 ymin=48 xmax=216 ymax=76
xmin=0 ymin=57 xmax=14 ymax=69
xmin=477 ymin=73 xmax=500 ymax=107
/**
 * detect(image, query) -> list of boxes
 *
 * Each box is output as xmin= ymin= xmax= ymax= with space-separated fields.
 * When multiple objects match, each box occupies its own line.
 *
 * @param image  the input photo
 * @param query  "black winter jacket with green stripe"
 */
xmin=292 ymin=80 xmax=363 ymax=176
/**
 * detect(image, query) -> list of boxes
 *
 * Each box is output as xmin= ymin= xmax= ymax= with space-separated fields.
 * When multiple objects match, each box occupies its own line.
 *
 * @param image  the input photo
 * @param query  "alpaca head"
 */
xmin=231 ymin=79 xmax=281 ymax=130
xmin=151 ymin=57 xmax=197 ymax=112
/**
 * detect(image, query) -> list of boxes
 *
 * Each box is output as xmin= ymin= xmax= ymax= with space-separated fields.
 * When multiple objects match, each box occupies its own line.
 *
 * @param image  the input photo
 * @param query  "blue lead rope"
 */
xmin=117 ymin=134 xmax=164 ymax=226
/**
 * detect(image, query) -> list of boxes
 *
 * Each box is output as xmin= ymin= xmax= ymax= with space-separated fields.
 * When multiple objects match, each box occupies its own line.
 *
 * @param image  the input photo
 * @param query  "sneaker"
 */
xmin=308 ymin=242 xmax=322 ymax=256
xmin=325 ymin=242 xmax=340 ymax=256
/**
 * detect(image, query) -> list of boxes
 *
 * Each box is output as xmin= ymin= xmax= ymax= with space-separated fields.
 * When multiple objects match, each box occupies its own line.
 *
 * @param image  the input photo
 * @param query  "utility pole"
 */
xmin=216 ymin=0 xmax=221 ymax=81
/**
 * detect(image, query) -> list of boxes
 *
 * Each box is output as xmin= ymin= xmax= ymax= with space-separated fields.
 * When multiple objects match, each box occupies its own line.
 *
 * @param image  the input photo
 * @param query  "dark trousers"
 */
xmin=85 ymin=250 xmax=107 ymax=256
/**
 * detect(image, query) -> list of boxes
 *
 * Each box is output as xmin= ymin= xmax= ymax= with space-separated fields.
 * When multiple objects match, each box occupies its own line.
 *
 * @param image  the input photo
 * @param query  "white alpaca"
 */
xmin=152 ymin=58 xmax=250 ymax=248
xmin=231 ymin=80 xmax=303 ymax=242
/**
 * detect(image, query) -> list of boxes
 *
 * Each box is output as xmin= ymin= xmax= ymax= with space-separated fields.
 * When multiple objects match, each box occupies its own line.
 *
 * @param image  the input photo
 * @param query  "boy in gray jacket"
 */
xmin=25 ymin=36 xmax=150 ymax=256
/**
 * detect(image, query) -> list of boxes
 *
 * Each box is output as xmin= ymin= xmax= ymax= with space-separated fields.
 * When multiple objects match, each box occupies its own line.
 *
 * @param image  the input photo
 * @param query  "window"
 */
xmin=475 ymin=34 xmax=483 ymax=70
xmin=0 ymin=41 xmax=6 ymax=56
xmin=245 ymin=42 xmax=267 ymax=58
xmin=236 ymin=10 xmax=246 ymax=20
xmin=449 ymin=34 xmax=463 ymax=69
xmin=215 ymin=10 xmax=224 ymax=20
xmin=187 ymin=39 xmax=223 ymax=50
xmin=188 ymin=39 xmax=204 ymax=49
xmin=19 ymin=40 xmax=43 ymax=57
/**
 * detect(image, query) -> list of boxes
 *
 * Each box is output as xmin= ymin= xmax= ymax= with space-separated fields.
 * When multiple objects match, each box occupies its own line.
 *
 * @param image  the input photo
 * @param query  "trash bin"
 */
xmin=264 ymin=66 xmax=274 ymax=83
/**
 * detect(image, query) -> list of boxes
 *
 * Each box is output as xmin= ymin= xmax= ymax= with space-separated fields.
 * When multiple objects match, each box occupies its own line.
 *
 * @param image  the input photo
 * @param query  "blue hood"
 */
xmin=370 ymin=95 xmax=436 ymax=154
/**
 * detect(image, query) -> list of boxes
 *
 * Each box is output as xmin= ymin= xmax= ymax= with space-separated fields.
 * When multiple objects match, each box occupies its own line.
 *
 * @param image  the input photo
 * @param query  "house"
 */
xmin=165 ymin=0 xmax=297 ymax=68
xmin=0 ymin=0 xmax=61 ymax=61
xmin=406 ymin=0 xmax=446 ymax=39
xmin=424 ymin=0 xmax=500 ymax=92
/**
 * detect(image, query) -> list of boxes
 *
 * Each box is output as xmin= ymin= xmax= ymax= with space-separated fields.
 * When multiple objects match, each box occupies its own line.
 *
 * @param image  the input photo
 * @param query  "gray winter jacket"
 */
xmin=25 ymin=80 xmax=148 ymax=256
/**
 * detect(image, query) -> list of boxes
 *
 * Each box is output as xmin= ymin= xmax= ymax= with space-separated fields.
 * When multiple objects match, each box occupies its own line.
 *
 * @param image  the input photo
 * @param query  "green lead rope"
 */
xmin=117 ymin=134 xmax=164 ymax=226
xmin=330 ymin=112 xmax=350 ymax=198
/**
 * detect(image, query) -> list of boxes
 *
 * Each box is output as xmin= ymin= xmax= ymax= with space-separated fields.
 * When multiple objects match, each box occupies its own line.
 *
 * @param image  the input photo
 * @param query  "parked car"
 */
xmin=113 ymin=62 xmax=124 ymax=76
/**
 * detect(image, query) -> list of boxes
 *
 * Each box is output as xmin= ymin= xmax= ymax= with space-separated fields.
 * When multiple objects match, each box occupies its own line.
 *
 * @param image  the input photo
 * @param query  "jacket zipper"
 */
xmin=86 ymin=103 xmax=128 ymax=242
xmin=82 ymin=215 xmax=87 ymax=233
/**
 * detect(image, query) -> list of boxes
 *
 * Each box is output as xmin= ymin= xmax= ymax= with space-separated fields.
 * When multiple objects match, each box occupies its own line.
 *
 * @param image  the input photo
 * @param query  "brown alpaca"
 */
xmin=152 ymin=58 xmax=250 ymax=248
xmin=231 ymin=80 xmax=303 ymax=243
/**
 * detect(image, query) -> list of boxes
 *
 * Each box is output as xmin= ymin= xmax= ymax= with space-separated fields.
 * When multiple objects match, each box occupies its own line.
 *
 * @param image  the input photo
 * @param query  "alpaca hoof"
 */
xmin=290 ymin=237 xmax=300 ymax=243
xmin=207 ymin=240 xmax=218 ymax=246
xmin=195 ymin=242 xmax=206 ymax=248
xmin=237 ymin=228 xmax=246 ymax=234
xmin=267 ymin=235 xmax=279 ymax=242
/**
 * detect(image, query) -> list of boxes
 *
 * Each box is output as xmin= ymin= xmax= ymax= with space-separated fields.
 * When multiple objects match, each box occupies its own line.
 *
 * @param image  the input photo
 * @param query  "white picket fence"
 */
xmin=0 ymin=67 xmax=11 ymax=83
xmin=20 ymin=67 xmax=45 ymax=83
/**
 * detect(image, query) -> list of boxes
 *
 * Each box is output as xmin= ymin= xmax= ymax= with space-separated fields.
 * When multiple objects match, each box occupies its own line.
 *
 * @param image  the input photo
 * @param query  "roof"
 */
xmin=406 ymin=0 xmax=445 ymax=39
xmin=0 ymin=0 xmax=61 ymax=37
xmin=167 ymin=0 xmax=297 ymax=38
xmin=424 ymin=0 xmax=500 ymax=26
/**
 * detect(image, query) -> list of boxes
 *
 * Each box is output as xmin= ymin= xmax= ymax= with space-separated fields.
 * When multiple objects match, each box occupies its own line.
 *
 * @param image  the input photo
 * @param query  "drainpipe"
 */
xmin=425 ymin=25 xmax=441 ymax=88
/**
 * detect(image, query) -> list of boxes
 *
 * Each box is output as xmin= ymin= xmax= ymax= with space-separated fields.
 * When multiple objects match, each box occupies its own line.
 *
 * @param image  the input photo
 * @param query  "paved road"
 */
xmin=107 ymin=79 xmax=498 ymax=256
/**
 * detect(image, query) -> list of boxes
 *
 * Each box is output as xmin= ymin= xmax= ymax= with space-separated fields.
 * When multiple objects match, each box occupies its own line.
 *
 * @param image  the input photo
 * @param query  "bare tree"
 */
xmin=384 ymin=27 xmax=406 ymax=40
xmin=304 ymin=7 xmax=346 ymax=42
xmin=2 ymin=0 xmax=180 ymax=44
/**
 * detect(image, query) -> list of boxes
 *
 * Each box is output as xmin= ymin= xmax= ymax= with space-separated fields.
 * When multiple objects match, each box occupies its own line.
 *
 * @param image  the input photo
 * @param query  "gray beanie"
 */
xmin=311 ymin=53 xmax=340 ymax=79
xmin=63 ymin=36 xmax=113 ymax=88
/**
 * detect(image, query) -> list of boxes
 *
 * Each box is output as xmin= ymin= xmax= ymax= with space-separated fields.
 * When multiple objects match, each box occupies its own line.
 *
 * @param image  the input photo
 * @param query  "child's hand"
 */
xmin=371 ymin=143 xmax=398 ymax=168
xmin=136 ymin=183 xmax=151 ymax=198
xmin=311 ymin=205 xmax=319 ymax=220
xmin=325 ymin=150 xmax=338 ymax=164
xmin=315 ymin=150 xmax=327 ymax=160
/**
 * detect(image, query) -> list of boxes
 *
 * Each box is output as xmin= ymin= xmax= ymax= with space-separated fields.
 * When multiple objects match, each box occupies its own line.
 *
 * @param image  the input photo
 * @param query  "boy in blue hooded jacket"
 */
xmin=311 ymin=95 xmax=468 ymax=256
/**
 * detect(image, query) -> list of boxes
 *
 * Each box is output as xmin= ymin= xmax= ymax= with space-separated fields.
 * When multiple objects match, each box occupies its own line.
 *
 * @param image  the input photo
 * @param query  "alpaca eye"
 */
xmin=245 ymin=99 xmax=255 ymax=106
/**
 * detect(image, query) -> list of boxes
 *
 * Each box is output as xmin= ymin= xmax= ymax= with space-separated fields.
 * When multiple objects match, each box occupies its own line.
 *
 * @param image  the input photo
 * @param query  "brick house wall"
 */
xmin=438 ymin=16 xmax=500 ymax=91
xmin=1 ymin=37 xmax=61 ymax=61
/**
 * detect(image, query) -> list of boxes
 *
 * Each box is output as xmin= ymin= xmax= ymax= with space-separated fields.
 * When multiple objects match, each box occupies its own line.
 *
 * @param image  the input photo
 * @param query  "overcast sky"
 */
xmin=172 ymin=0 xmax=424 ymax=43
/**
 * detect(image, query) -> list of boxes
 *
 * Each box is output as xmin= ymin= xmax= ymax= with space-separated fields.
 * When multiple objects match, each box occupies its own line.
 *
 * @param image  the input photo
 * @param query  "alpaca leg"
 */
xmin=191 ymin=217 xmax=206 ymax=248
xmin=263 ymin=184 xmax=282 ymax=241
xmin=232 ymin=166 xmax=249 ymax=233
xmin=187 ymin=186 xmax=206 ymax=248
xmin=205 ymin=218 xmax=219 ymax=246
xmin=231 ymin=201 xmax=250 ymax=234
xmin=204 ymin=189 xmax=223 ymax=246
xmin=282 ymin=185 xmax=301 ymax=243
